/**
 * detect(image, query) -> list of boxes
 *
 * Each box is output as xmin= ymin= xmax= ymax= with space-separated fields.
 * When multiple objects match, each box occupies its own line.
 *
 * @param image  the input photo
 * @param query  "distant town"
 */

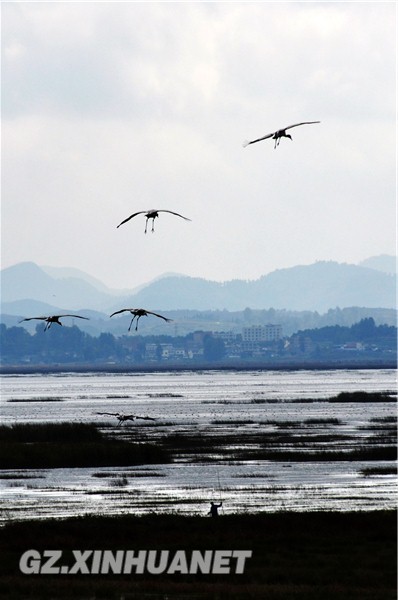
xmin=1 ymin=317 xmax=396 ymax=369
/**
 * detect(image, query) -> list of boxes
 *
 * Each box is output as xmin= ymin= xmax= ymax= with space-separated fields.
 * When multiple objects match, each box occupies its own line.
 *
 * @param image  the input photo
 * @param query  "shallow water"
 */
xmin=1 ymin=369 xmax=396 ymax=521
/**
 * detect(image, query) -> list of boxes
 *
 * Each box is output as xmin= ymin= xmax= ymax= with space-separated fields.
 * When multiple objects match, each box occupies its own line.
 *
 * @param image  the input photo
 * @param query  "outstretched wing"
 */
xmin=19 ymin=316 xmax=48 ymax=323
xmin=96 ymin=412 xmax=118 ymax=417
xmin=283 ymin=121 xmax=321 ymax=131
xmin=110 ymin=308 xmax=133 ymax=318
xmin=57 ymin=314 xmax=89 ymax=320
xmin=117 ymin=211 xmax=146 ymax=228
xmin=157 ymin=210 xmax=191 ymax=221
xmin=124 ymin=414 xmax=156 ymax=421
xmin=146 ymin=310 xmax=173 ymax=322
xmin=243 ymin=132 xmax=274 ymax=147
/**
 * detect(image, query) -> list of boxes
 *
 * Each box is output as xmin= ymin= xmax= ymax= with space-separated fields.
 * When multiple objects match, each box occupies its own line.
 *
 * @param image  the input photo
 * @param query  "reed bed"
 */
xmin=0 ymin=423 xmax=170 ymax=469
xmin=1 ymin=414 xmax=396 ymax=467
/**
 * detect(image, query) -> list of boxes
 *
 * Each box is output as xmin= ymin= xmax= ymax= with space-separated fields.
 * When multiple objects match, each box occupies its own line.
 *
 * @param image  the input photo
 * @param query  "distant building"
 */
xmin=242 ymin=324 xmax=282 ymax=343
xmin=241 ymin=324 xmax=282 ymax=354
xmin=288 ymin=335 xmax=315 ymax=355
xmin=213 ymin=331 xmax=240 ymax=342
xmin=341 ymin=342 xmax=365 ymax=351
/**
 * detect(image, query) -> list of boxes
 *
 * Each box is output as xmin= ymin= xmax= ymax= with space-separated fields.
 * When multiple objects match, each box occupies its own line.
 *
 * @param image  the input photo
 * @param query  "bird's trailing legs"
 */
xmin=144 ymin=216 xmax=156 ymax=234
xmin=273 ymin=134 xmax=292 ymax=149
xmin=128 ymin=316 xmax=137 ymax=331
xmin=45 ymin=321 xmax=61 ymax=331
xmin=128 ymin=315 xmax=143 ymax=331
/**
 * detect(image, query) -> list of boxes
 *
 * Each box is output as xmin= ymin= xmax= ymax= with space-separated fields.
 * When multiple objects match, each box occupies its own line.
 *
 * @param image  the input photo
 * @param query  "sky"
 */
xmin=1 ymin=1 xmax=396 ymax=291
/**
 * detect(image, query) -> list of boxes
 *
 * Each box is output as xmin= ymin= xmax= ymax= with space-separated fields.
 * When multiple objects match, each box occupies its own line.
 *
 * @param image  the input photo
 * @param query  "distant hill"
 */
xmin=359 ymin=254 xmax=396 ymax=275
xmin=0 ymin=262 xmax=124 ymax=311
xmin=120 ymin=260 xmax=396 ymax=312
xmin=40 ymin=265 xmax=143 ymax=296
xmin=1 ymin=257 xmax=396 ymax=320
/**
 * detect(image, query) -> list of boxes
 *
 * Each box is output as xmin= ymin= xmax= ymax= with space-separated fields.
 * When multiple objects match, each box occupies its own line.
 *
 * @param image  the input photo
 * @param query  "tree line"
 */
xmin=0 ymin=318 xmax=396 ymax=365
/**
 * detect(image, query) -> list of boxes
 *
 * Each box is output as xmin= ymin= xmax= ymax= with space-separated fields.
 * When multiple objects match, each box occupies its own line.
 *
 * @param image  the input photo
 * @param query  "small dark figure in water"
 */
xmin=209 ymin=502 xmax=222 ymax=517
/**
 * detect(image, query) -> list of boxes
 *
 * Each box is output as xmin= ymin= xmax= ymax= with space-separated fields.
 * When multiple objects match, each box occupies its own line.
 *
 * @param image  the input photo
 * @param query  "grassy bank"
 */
xmin=0 ymin=423 xmax=170 ymax=469
xmin=0 ymin=511 xmax=396 ymax=599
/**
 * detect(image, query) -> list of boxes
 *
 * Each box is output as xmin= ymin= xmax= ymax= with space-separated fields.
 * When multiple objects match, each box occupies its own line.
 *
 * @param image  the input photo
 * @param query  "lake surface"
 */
xmin=1 ymin=369 xmax=396 ymax=522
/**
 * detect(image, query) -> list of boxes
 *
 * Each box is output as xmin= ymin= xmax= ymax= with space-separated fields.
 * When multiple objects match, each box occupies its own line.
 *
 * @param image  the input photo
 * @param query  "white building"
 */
xmin=242 ymin=324 xmax=282 ymax=343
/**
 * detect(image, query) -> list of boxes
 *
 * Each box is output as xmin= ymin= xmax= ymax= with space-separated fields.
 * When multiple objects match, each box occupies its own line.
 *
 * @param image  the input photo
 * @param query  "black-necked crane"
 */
xmin=97 ymin=412 xmax=156 ymax=427
xmin=110 ymin=308 xmax=172 ymax=332
xmin=19 ymin=314 xmax=89 ymax=331
xmin=117 ymin=209 xmax=191 ymax=233
xmin=243 ymin=121 xmax=320 ymax=149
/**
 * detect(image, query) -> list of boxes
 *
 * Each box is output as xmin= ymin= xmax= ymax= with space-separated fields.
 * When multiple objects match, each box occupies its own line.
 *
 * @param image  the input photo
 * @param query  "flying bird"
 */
xmin=97 ymin=412 xmax=156 ymax=427
xmin=19 ymin=314 xmax=89 ymax=331
xmin=243 ymin=121 xmax=320 ymax=149
xmin=117 ymin=209 xmax=191 ymax=233
xmin=110 ymin=308 xmax=172 ymax=332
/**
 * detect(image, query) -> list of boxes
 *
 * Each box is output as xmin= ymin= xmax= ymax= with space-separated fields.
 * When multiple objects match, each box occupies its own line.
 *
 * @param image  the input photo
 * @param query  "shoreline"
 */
xmin=1 ymin=359 xmax=397 ymax=375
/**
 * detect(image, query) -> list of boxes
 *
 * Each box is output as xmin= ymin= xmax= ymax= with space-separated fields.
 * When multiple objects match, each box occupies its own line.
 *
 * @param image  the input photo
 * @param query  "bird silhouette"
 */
xmin=243 ymin=121 xmax=320 ymax=149
xmin=117 ymin=209 xmax=191 ymax=233
xmin=97 ymin=412 xmax=156 ymax=427
xmin=110 ymin=308 xmax=172 ymax=331
xmin=19 ymin=314 xmax=89 ymax=331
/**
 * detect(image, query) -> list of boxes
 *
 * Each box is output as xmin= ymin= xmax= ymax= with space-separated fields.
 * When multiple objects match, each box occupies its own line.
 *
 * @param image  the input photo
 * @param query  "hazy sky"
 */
xmin=2 ymin=2 xmax=396 ymax=290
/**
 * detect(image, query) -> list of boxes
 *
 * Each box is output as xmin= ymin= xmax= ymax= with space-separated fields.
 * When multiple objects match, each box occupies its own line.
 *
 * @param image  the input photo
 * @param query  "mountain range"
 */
xmin=1 ymin=256 xmax=396 ymax=336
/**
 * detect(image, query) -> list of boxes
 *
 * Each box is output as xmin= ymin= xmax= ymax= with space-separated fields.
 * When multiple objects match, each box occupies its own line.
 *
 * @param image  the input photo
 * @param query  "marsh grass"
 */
xmin=370 ymin=416 xmax=397 ymax=423
xmin=232 ymin=473 xmax=271 ymax=478
xmin=229 ymin=446 xmax=397 ymax=462
xmin=109 ymin=476 xmax=129 ymax=487
xmin=0 ymin=473 xmax=45 ymax=480
xmin=0 ymin=511 xmax=395 ymax=600
xmin=7 ymin=396 xmax=66 ymax=402
xmin=360 ymin=466 xmax=397 ymax=476
xmin=0 ymin=423 xmax=170 ymax=469
xmin=147 ymin=393 xmax=184 ymax=398
xmin=275 ymin=421 xmax=303 ymax=428
xmin=153 ymin=395 xmax=398 ymax=462
xmin=251 ymin=391 xmax=396 ymax=405
xmin=211 ymin=419 xmax=255 ymax=425
xmin=92 ymin=472 xmax=125 ymax=478
xmin=0 ymin=422 xmax=102 ymax=443
xmin=304 ymin=418 xmax=342 ymax=425
xmin=361 ymin=425 xmax=397 ymax=433
xmin=328 ymin=391 xmax=396 ymax=403
xmin=92 ymin=470 xmax=166 ymax=478
xmin=126 ymin=471 xmax=167 ymax=477
xmin=2 ymin=416 xmax=395 ymax=467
